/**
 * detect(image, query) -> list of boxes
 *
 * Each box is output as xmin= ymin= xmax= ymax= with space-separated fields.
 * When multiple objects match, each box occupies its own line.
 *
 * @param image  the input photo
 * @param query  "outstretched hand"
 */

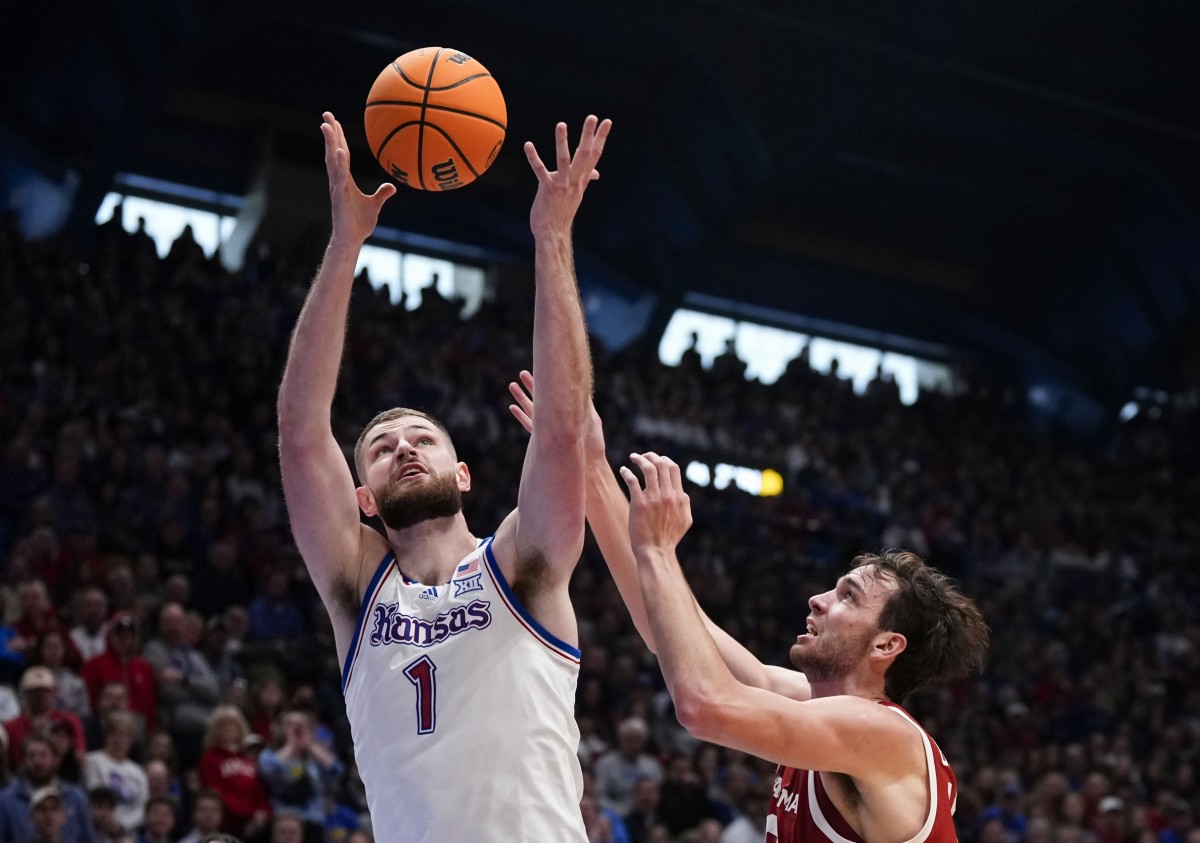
xmin=507 ymin=369 xmax=605 ymax=458
xmin=619 ymin=453 xmax=693 ymax=557
xmin=524 ymin=115 xmax=612 ymax=238
xmin=321 ymin=111 xmax=396 ymax=245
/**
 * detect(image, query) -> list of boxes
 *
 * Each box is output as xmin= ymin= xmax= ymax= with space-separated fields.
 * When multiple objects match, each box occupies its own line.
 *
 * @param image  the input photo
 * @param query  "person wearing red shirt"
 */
xmin=80 ymin=612 xmax=158 ymax=731
xmin=198 ymin=705 xmax=271 ymax=839
xmin=2 ymin=666 xmax=87 ymax=769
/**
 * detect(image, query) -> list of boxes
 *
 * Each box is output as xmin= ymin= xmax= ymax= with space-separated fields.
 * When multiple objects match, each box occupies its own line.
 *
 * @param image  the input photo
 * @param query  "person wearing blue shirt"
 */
xmin=0 ymin=735 xmax=94 ymax=843
xmin=256 ymin=709 xmax=341 ymax=843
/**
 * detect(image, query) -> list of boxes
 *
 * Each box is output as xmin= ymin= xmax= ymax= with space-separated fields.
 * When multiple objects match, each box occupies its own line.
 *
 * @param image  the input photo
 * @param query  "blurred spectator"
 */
xmin=136 ymin=795 xmax=175 ymax=843
xmin=198 ymin=618 xmax=241 ymax=692
xmin=36 ymin=632 xmax=91 ymax=720
xmin=197 ymin=707 xmax=269 ymax=840
xmin=246 ymin=569 xmax=302 ymax=646
xmin=656 ymin=753 xmax=716 ymax=836
xmin=141 ymin=603 xmax=218 ymax=762
xmin=269 ymin=814 xmax=302 ymax=843
xmin=0 ymin=734 xmax=93 ymax=843
xmin=622 ymin=777 xmax=663 ymax=843
xmin=80 ymin=614 xmax=157 ymax=732
xmin=48 ymin=720 xmax=85 ymax=784
xmin=27 ymin=785 xmax=74 ymax=843
xmin=68 ymin=591 xmax=109 ymax=664
xmin=177 ymin=791 xmax=223 ymax=843
xmin=87 ymin=786 xmax=122 ymax=843
xmin=256 ymin=708 xmax=341 ymax=843
xmin=594 ymin=717 xmax=664 ymax=816
xmin=83 ymin=712 xmax=147 ymax=832
xmin=4 ymin=667 xmax=87 ymax=770
xmin=84 ymin=685 xmax=145 ymax=757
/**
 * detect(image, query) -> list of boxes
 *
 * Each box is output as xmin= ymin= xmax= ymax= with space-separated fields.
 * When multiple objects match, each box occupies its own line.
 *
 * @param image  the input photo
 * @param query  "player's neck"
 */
xmin=385 ymin=512 xmax=477 ymax=584
xmin=807 ymin=672 xmax=889 ymax=703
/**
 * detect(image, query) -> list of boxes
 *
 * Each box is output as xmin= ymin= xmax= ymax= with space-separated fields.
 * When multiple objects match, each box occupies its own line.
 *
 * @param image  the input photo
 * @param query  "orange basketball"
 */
xmin=365 ymin=47 xmax=506 ymax=191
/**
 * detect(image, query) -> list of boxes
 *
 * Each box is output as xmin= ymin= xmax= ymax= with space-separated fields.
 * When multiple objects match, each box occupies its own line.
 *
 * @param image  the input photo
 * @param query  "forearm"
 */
xmin=530 ymin=232 xmax=591 ymax=435
xmin=277 ymin=238 xmax=362 ymax=441
xmin=590 ymin=458 xmax=769 ymax=689
xmin=587 ymin=458 xmax=656 ymax=650
xmin=636 ymin=546 xmax=736 ymax=730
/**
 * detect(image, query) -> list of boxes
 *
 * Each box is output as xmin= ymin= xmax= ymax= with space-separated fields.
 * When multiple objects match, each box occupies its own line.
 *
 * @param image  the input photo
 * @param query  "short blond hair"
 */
xmin=204 ymin=705 xmax=250 ymax=750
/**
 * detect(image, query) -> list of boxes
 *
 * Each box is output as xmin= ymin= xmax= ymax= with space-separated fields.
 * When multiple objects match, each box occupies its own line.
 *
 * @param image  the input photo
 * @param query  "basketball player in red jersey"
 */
xmin=613 ymin=452 xmax=989 ymax=843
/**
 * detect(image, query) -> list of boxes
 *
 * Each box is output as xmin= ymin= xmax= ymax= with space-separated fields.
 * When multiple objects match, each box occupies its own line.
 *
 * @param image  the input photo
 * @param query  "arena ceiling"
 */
xmin=6 ymin=0 xmax=1200 ymax=420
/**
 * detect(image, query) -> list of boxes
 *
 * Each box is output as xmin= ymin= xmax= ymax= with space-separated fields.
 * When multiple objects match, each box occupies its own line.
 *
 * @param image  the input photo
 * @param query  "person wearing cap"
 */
xmin=29 ymin=785 xmax=68 ymax=843
xmin=80 ymin=614 xmax=157 ymax=732
xmin=2 ymin=666 xmax=87 ymax=770
xmin=1092 ymin=795 xmax=1125 ymax=843
xmin=0 ymin=732 xmax=94 ymax=842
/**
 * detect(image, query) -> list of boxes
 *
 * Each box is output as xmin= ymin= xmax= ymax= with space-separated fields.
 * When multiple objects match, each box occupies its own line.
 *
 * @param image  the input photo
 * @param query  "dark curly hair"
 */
xmin=853 ymin=549 xmax=990 ymax=701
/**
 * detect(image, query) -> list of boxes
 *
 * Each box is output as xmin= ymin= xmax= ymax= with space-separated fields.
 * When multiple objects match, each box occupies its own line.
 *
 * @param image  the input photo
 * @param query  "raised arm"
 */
xmin=508 ymin=372 xmax=810 ymax=701
xmin=619 ymin=453 xmax=917 ymax=783
xmin=492 ymin=116 xmax=611 ymax=586
xmin=277 ymin=112 xmax=395 ymax=620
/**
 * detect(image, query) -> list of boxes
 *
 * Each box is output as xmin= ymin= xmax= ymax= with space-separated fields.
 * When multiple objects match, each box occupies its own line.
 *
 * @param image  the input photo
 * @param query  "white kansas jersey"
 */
xmin=342 ymin=536 xmax=586 ymax=842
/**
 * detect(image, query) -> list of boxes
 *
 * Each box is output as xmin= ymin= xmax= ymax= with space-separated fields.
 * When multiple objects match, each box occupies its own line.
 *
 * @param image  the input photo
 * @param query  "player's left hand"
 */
xmin=525 ymin=115 xmax=612 ymax=238
xmin=508 ymin=369 xmax=606 ymax=461
xmin=620 ymin=453 xmax=693 ymax=556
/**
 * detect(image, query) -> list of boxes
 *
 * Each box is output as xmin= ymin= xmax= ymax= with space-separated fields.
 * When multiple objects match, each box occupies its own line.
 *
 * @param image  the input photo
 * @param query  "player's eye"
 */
xmin=418 ymin=438 xmax=433 ymax=446
xmin=377 ymin=446 xmax=392 ymax=457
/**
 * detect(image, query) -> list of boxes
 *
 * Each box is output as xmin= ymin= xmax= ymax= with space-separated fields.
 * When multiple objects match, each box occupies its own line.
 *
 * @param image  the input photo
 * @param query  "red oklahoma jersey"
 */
xmin=767 ymin=702 xmax=958 ymax=843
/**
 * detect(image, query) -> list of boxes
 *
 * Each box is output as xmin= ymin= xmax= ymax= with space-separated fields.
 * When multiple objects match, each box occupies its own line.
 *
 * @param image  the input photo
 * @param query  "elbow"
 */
xmin=672 ymin=686 xmax=721 ymax=741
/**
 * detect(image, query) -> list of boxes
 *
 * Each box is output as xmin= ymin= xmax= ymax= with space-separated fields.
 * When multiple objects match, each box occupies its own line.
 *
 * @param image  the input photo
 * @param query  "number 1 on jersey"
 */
xmin=403 ymin=655 xmax=438 ymax=734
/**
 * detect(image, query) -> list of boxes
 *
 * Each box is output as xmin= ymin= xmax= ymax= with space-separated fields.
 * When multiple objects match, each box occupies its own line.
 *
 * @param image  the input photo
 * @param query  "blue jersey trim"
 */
xmin=482 ymin=537 xmax=582 ymax=660
xmin=341 ymin=550 xmax=396 ymax=694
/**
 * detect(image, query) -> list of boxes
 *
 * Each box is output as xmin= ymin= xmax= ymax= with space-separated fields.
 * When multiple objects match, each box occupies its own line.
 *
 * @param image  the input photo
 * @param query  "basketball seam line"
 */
xmin=372 ymin=122 xmax=423 ymax=168
xmin=394 ymin=65 xmax=492 ymax=93
xmin=417 ymin=49 xmax=445 ymax=190
xmin=364 ymin=100 xmax=507 ymax=132
xmin=423 ymin=123 xmax=481 ymax=180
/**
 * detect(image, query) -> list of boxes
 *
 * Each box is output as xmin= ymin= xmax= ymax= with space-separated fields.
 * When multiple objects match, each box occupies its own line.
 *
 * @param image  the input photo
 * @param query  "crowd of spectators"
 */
xmin=0 ymin=208 xmax=1197 ymax=843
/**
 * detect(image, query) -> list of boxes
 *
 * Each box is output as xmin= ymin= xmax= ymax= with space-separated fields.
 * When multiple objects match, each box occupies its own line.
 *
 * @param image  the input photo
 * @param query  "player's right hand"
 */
xmin=322 ymin=111 xmax=396 ymax=245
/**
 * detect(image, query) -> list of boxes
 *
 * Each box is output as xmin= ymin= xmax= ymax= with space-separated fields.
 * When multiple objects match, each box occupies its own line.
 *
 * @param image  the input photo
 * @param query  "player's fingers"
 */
xmin=508 ymin=404 xmax=534 ymax=434
xmin=580 ymin=117 xmax=611 ymax=168
xmin=555 ymin=122 xmax=571 ymax=172
xmin=332 ymin=114 xmax=349 ymax=152
xmin=507 ymin=381 xmax=533 ymax=416
xmin=524 ymin=142 xmax=550 ymax=181
xmin=630 ymin=453 xmax=659 ymax=494
xmin=519 ymin=369 xmax=534 ymax=393
xmin=665 ymin=458 xmax=682 ymax=493
xmin=618 ymin=466 xmax=642 ymax=499
xmin=589 ymin=170 xmax=600 ymax=182
xmin=371 ymin=182 xmax=397 ymax=208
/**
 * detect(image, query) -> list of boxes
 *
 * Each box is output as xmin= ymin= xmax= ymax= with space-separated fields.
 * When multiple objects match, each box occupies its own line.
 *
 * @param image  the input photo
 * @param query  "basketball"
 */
xmin=364 ymin=47 xmax=506 ymax=191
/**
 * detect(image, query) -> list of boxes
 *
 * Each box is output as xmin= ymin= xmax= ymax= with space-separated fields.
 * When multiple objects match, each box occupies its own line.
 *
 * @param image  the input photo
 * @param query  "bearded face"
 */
xmin=789 ymin=624 xmax=878 ymax=683
xmin=374 ymin=468 xmax=463 ymax=530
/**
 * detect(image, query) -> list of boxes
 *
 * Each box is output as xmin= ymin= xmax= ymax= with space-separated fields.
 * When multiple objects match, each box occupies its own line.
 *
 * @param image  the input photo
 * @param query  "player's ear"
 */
xmin=356 ymin=485 xmax=378 ymax=517
xmin=872 ymin=631 xmax=907 ymax=662
xmin=456 ymin=462 xmax=471 ymax=492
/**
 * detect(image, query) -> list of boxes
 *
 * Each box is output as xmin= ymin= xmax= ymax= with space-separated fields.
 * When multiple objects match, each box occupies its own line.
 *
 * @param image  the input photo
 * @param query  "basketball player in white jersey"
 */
xmin=277 ymin=110 xmax=611 ymax=842
xmin=507 ymin=378 xmax=988 ymax=841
